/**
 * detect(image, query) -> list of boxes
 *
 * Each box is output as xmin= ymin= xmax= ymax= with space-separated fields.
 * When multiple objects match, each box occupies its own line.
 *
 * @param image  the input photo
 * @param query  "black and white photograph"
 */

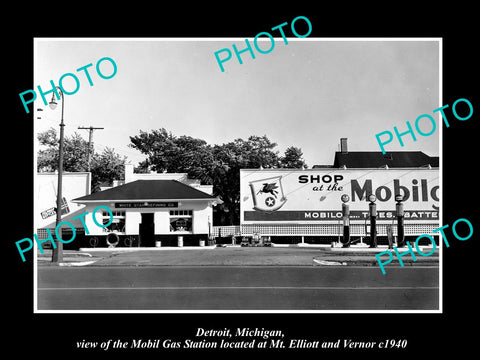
xmin=7 ymin=5 xmax=478 ymax=357
xmin=33 ymin=37 xmax=441 ymax=312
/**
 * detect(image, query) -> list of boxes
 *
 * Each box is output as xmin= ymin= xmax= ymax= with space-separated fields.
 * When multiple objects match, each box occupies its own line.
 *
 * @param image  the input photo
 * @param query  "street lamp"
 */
xmin=49 ymin=87 xmax=65 ymax=263
xmin=368 ymin=194 xmax=377 ymax=248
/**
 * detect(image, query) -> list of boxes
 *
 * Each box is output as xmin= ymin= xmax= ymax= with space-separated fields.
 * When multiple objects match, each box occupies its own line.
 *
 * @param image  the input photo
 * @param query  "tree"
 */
xmin=37 ymin=127 xmax=126 ymax=192
xmin=129 ymin=129 xmax=214 ymax=176
xmin=279 ymin=146 xmax=307 ymax=169
xmin=90 ymin=147 xmax=127 ymax=192
xmin=204 ymin=136 xmax=281 ymax=224
xmin=37 ymin=128 xmax=89 ymax=172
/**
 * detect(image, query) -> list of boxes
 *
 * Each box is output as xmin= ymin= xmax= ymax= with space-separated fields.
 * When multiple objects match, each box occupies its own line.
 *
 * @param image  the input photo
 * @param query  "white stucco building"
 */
xmin=71 ymin=164 xmax=219 ymax=247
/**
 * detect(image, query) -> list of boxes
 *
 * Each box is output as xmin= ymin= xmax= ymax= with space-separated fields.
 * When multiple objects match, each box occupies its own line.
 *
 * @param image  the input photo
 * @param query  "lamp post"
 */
xmin=368 ymin=194 xmax=377 ymax=248
xmin=341 ymin=194 xmax=350 ymax=248
xmin=395 ymin=194 xmax=405 ymax=248
xmin=49 ymin=87 xmax=64 ymax=263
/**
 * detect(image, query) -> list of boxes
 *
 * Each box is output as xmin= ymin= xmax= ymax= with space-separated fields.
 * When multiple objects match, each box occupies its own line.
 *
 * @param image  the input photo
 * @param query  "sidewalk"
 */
xmin=36 ymin=244 xmax=439 ymax=267
xmin=36 ymin=250 xmax=105 ymax=267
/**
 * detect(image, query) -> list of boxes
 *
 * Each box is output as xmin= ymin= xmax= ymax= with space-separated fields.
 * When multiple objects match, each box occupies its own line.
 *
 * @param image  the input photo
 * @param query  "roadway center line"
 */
xmin=38 ymin=286 xmax=439 ymax=291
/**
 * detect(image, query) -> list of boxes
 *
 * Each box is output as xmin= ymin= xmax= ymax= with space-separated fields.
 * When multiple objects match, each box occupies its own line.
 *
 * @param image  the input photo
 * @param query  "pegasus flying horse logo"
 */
xmin=249 ymin=176 xmax=287 ymax=212
xmin=257 ymin=182 xmax=279 ymax=198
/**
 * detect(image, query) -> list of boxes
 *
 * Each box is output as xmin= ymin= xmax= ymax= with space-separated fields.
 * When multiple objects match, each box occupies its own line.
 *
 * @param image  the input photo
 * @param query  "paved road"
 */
xmin=37 ymin=266 xmax=439 ymax=311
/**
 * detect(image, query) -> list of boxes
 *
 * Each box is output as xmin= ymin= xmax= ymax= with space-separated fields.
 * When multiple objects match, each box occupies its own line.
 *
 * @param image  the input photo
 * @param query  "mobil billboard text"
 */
xmin=240 ymin=169 xmax=439 ymax=223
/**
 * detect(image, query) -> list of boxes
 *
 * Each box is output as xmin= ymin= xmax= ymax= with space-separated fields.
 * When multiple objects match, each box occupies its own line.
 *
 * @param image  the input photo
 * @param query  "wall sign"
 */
xmin=115 ymin=202 xmax=178 ymax=208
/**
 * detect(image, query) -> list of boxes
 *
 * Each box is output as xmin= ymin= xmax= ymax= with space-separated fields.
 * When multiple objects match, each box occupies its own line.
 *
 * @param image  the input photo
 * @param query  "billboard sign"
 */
xmin=240 ymin=169 xmax=439 ymax=223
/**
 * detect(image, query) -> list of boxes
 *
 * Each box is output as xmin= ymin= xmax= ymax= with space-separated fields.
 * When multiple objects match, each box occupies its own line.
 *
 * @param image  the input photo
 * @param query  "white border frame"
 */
xmin=33 ymin=37 xmax=443 ymax=314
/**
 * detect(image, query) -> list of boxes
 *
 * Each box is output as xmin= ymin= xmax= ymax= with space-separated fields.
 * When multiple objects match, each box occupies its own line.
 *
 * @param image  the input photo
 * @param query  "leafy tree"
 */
xmin=279 ymin=146 xmax=307 ymax=169
xmin=37 ymin=127 xmax=126 ymax=192
xmin=37 ymin=128 xmax=89 ymax=172
xmin=90 ymin=147 xmax=127 ymax=192
xmin=129 ymin=129 xmax=214 ymax=176
xmin=204 ymin=136 xmax=280 ymax=224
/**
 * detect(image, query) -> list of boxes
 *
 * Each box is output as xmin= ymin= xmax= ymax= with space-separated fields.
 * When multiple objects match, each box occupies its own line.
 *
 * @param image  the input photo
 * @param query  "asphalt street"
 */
xmin=37 ymin=265 xmax=439 ymax=311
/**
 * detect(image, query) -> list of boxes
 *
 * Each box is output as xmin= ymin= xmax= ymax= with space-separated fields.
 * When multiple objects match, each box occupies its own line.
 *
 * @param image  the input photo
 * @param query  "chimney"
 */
xmin=340 ymin=138 xmax=348 ymax=154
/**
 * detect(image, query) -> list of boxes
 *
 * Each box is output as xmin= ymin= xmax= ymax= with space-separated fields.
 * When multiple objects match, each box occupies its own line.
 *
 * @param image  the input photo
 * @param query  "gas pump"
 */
xmin=368 ymin=194 xmax=377 ymax=248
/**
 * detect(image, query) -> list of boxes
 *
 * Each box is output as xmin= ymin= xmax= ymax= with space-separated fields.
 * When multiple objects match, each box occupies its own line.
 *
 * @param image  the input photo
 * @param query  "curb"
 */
xmin=58 ymin=261 xmax=98 ymax=267
xmin=313 ymin=259 xmax=347 ymax=266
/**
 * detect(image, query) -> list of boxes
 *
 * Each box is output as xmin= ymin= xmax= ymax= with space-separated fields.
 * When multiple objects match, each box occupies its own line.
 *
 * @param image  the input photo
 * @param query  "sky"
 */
xmin=34 ymin=38 xmax=440 ymax=168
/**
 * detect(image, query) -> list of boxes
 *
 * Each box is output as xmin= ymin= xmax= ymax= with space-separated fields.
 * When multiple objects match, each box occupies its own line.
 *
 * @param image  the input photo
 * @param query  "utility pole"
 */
xmin=78 ymin=126 xmax=104 ymax=171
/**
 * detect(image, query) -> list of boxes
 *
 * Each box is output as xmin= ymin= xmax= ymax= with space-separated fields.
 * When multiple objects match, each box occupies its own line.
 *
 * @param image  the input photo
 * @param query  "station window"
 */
xmin=169 ymin=210 xmax=193 ymax=216
xmin=103 ymin=211 xmax=125 ymax=217
xmin=169 ymin=210 xmax=193 ymax=232
xmin=102 ymin=211 xmax=126 ymax=233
